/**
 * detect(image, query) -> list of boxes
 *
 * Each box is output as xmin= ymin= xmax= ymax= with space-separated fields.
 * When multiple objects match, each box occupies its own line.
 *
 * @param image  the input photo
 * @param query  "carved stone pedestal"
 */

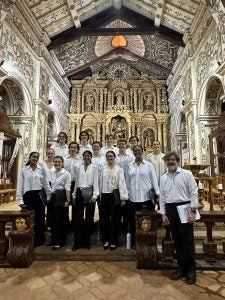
xmin=136 ymin=211 xmax=160 ymax=269
xmin=203 ymin=240 xmax=217 ymax=262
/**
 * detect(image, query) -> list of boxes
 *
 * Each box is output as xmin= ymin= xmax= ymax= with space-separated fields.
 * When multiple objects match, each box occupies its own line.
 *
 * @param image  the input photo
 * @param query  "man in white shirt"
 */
xmin=146 ymin=140 xmax=167 ymax=183
xmin=92 ymin=141 xmax=106 ymax=169
xmin=101 ymin=134 xmax=119 ymax=157
xmin=160 ymin=151 xmax=198 ymax=285
xmin=128 ymin=145 xmax=159 ymax=246
xmin=79 ymin=131 xmax=92 ymax=158
xmin=126 ymin=135 xmax=139 ymax=158
xmin=116 ymin=139 xmax=133 ymax=233
xmin=50 ymin=132 xmax=69 ymax=158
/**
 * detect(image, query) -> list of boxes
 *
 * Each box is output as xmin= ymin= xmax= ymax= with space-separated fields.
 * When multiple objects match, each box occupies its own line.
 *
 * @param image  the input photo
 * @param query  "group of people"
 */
xmin=16 ymin=130 xmax=199 ymax=285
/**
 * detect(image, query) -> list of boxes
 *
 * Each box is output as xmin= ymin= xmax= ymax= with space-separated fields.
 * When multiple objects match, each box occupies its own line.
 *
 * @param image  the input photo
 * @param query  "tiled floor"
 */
xmin=1 ymin=201 xmax=225 ymax=299
xmin=0 ymin=261 xmax=225 ymax=300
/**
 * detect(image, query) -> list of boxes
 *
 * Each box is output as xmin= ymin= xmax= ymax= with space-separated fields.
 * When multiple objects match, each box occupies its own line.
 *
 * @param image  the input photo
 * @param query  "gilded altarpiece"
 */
xmin=68 ymin=64 xmax=170 ymax=152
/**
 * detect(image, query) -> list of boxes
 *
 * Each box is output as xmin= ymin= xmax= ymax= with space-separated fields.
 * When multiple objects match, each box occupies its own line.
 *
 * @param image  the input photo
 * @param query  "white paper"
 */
xmin=177 ymin=203 xmax=201 ymax=224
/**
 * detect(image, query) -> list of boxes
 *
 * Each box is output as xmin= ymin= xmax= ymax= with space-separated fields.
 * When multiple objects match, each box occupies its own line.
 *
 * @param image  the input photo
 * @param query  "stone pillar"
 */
xmin=76 ymin=121 xmax=81 ymax=142
xmin=102 ymin=123 xmax=106 ymax=145
xmin=100 ymin=89 xmax=103 ymax=113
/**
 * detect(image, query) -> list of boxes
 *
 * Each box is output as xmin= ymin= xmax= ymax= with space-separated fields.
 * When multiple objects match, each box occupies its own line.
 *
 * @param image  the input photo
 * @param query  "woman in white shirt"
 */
xmin=16 ymin=151 xmax=51 ymax=246
xmin=79 ymin=131 xmax=92 ymax=158
xmin=39 ymin=148 xmax=55 ymax=230
xmin=51 ymin=132 xmax=69 ymax=158
xmin=101 ymin=150 xmax=128 ymax=251
xmin=50 ymin=156 xmax=71 ymax=250
xmin=72 ymin=150 xmax=99 ymax=250
xmin=128 ymin=145 xmax=159 ymax=247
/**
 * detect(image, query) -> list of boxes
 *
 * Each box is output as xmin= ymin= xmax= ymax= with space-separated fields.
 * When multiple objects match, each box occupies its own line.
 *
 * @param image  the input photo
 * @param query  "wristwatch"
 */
xmin=191 ymin=208 xmax=197 ymax=213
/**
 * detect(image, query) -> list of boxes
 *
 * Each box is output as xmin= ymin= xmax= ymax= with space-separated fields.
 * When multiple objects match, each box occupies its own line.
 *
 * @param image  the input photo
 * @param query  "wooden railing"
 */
xmin=0 ymin=211 xmax=34 ymax=267
xmin=136 ymin=210 xmax=225 ymax=269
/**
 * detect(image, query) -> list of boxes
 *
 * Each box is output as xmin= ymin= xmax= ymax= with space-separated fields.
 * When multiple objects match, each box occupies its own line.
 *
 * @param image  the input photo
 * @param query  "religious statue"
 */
xmin=143 ymin=129 xmax=154 ymax=149
xmin=144 ymin=93 xmax=154 ymax=111
xmin=85 ymin=93 xmax=94 ymax=112
xmin=115 ymin=92 xmax=124 ymax=106
xmin=111 ymin=116 xmax=127 ymax=141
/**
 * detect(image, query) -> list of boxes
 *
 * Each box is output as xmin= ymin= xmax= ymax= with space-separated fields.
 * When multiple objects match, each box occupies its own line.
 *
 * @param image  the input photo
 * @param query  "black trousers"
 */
xmin=101 ymin=193 xmax=121 ymax=245
xmin=72 ymin=188 xmax=95 ymax=248
xmin=129 ymin=200 xmax=154 ymax=245
xmin=23 ymin=190 xmax=45 ymax=246
xmin=51 ymin=204 xmax=68 ymax=246
xmin=166 ymin=202 xmax=196 ymax=273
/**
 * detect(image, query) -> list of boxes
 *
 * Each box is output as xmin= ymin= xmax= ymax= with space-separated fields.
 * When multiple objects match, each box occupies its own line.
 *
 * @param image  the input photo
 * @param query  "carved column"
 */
xmin=130 ymin=88 xmax=133 ymax=111
xmin=77 ymin=89 xmax=81 ymax=114
xmin=76 ymin=121 xmax=81 ymax=141
xmin=163 ymin=122 xmax=168 ymax=152
xmin=156 ymin=87 xmax=161 ymax=114
xmin=137 ymin=123 xmax=141 ymax=144
xmin=100 ymin=89 xmax=103 ymax=113
xmin=158 ymin=122 xmax=163 ymax=145
xmin=134 ymin=88 xmax=138 ymax=113
xmin=103 ymin=89 xmax=107 ymax=113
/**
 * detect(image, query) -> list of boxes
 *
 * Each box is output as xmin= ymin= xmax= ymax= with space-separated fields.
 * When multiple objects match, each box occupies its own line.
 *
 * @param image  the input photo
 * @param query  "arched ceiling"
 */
xmin=24 ymin=0 xmax=202 ymax=80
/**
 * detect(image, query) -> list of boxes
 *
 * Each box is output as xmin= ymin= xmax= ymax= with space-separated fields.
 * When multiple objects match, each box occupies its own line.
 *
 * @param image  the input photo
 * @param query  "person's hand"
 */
xmin=121 ymin=200 xmax=126 ymax=206
xmin=89 ymin=197 xmax=96 ymax=204
xmin=64 ymin=200 xmax=70 ymax=208
xmin=19 ymin=204 xmax=27 ymax=210
xmin=188 ymin=212 xmax=196 ymax=223
xmin=162 ymin=214 xmax=170 ymax=226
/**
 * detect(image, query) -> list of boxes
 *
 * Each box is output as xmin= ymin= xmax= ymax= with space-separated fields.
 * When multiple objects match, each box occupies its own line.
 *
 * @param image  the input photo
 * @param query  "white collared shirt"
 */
xmin=51 ymin=144 xmax=69 ymax=158
xmin=39 ymin=161 xmax=55 ymax=184
xmin=100 ymin=146 xmax=119 ymax=157
xmin=126 ymin=148 xmax=135 ymax=160
xmin=128 ymin=160 xmax=159 ymax=203
xmin=51 ymin=168 xmax=71 ymax=192
xmin=92 ymin=154 xmax=106 ymax=170
xmin=159 ymin=167 xmax=198 ymax=214
xmin=64 ymin=155 xmax=81 ymax=181
xmin=146 ymin=152 xmax=167 ymax=182
xmin=116 ymin=152 xmax=134 ymax=186
xmin=16 ymin=165 xmax=52 ymax=205
xmin=74 ymin=163 xmax=99 ymax=199
xmin=101 ymin=164 xmax=128 ymax=200
xmin=79 ymin=144 xmax=92 ymax=158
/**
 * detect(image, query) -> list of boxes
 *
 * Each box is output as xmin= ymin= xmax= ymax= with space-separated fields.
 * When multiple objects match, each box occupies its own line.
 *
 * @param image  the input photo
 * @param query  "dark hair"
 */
xmin=163 ymin=151 xmax=180 ymax=163
xmin=26 ymin=151 xmax=39 ymax=166
xmin=129 ymin=135 xmax=139 ymax=142
xmin=53 ymin=155 xmax=64 ymax=163
xmin=152 ymin=140 xmax=160 ymax=146
xmin=105 ymin=133 xmax=114 ymax=140
xmin=57 ymin=132 xmax=68 ymax=144
xmin=106 ymin=150 xmax=116 ymax=158
xmin=79 ymin=131 xmax=89 ymax=140
xmin=92 ymin=141 xmax=102 ymax=147
xmin=68 ymin=141 xmax=80 ymax=151
xmin=117 ymin=139 xmax=127 ymax=145
xmin=83 ymin=150 xmax=92 ymax=158
xmin=133 ymin=145 xmax=143 ymax=152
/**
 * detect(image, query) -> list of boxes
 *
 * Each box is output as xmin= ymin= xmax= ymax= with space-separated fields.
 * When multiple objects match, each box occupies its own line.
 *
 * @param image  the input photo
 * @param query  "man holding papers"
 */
xmin=159 ymin=151 xmax=198 ymax=285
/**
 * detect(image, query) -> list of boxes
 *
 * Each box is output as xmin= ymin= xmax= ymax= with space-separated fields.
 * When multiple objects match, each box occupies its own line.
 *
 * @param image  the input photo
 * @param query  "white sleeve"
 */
xmin=92 ymin=166 xmax=99 ymax=199
xmin=16 ymin=169 xmax=24 ymax=205
xmin=118 ymin=168 xmax=128 ymax=200
xmin=65 ymin=172 xmax=71 ymax=191
xmin=159 ymin=176 xmax=166 ymax=214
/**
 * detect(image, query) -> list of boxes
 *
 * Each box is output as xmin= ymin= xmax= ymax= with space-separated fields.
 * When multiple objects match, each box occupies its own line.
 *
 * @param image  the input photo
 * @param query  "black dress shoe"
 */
xmin=186 ymin=270 xmax=196 ymax=285
xmin=170 ymin=270 xmax=185 ymax=280
xmin=103 ymin=242 xmax=110 ymax=250
xmin=52 ymin=245 xmax=62 ymax=250
xmin=72 ymin=245 xmax=81 ymax=251
xmin=110 ymin=245 xmax=117 ymax=251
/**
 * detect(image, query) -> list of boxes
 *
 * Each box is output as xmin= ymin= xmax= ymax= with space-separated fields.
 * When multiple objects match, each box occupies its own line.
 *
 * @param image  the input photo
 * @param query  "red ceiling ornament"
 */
xmin=111 ymin=35 xmax=128 ymax=48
